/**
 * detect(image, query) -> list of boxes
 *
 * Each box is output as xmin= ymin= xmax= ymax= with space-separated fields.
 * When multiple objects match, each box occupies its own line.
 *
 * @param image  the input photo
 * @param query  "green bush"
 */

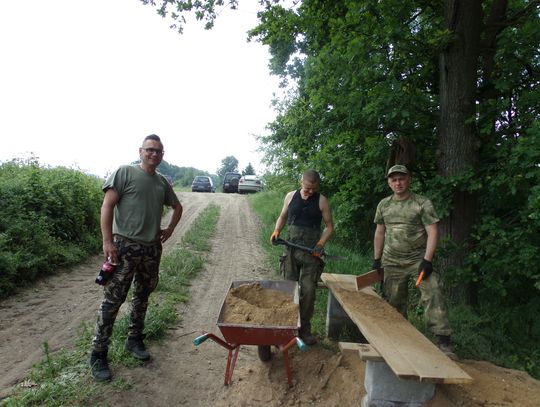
xmin=252 ymin=176 xmax=540 ymax=379
xmin=0 ymin=159 xmax=103 ymax=298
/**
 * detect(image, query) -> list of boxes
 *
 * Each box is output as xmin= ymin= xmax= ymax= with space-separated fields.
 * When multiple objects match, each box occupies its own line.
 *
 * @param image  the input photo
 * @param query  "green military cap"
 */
xmin=387 ymin=164 xmax=409 ymax=177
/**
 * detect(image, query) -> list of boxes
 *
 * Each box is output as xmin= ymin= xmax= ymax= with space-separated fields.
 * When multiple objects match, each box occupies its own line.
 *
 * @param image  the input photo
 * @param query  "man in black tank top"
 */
xmin=270 ymin=170 xmax=334 ymax=345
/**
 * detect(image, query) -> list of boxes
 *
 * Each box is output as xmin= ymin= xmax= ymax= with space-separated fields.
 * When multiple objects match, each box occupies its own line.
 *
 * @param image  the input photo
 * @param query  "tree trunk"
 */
xmin=437 ymin=0 xmax=483 ymax=304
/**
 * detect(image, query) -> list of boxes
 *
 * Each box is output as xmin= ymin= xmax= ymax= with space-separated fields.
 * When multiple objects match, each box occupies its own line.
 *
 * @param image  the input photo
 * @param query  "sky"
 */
xmin=0 ymin=0 xmax=281 ymax=177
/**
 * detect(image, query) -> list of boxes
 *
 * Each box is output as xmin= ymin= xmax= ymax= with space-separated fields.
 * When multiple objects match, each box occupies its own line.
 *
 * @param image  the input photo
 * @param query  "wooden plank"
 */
xmin=322 ymin=273 xmax=355 ymax=290
xmin=322 ymin=273 xmax=379 ymax=297
xmin=338 ymin=341 xmax=361 ymax=353
xmin=340 ymin=342 xmax=385 ymax=362
xmin=323 ymin=274 xmax=420 ymax=380
xmin=321 ymin=273 xmax=472 ymax=384
xmin=358 ymin=343 xmax=384 ymax=362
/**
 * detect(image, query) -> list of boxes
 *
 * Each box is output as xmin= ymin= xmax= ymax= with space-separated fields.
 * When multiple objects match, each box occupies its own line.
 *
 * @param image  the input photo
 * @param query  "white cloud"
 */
xmin=0 ymin=0 xmax=279 ymax=176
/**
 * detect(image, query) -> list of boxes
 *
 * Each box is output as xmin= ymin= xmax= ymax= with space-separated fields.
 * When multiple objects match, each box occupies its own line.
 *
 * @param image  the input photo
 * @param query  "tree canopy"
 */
xmin=242 ymin=162 xmax=256 ymax=175
xmin=145 ymin=0 xmax=540 ymax=376
xmin=251 ymin=0 xmax=540 ymax=374
xmin=217 ymin=155 xmax=239 ymax=178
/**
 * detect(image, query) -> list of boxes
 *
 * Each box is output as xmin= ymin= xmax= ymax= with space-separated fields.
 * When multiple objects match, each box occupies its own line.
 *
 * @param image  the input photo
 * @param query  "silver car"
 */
xmin=237 ymin=175 xmax=263 ymax=194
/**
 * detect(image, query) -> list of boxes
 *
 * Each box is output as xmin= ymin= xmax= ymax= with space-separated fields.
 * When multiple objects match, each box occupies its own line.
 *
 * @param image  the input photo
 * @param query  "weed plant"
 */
xmin=181 ymin=204 xmax=220 ymax=252
xmin=2 ymin=204 xmax=221 ymax=406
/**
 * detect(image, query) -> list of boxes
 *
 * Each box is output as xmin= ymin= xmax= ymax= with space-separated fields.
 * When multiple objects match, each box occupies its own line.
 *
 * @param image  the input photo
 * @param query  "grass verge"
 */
xmin=1 ymin=204 xmax=220 ymax=406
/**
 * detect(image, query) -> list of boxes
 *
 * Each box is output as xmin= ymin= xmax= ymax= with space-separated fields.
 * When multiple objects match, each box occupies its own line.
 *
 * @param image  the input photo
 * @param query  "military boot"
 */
xmin=299 ymin=326 xmax=317 ymax=346
xmin=90 ymin=351 xmax=112 ymax=382
xmin=124 ymin=335 xmax=150 ymax=360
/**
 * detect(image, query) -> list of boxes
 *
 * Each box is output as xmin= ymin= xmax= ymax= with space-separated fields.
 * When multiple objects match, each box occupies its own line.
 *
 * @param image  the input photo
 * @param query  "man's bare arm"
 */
xmin=373 ymin=223 xmax=386 ymax=260
xmin=273 ymin=190 xmax=295 ymax=233
xmin=101 ymin=188 xmax=120 ymax=263
xmin=318 ymin=195 xmax=334 ymax=246
xmin=424 ymin=222 xmax=438 ymax=262
xmin=161 ymin=201 xmax=183 ymax=243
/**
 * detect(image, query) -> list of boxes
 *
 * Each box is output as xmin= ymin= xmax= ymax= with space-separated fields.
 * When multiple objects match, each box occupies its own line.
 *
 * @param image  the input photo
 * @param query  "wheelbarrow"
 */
xmin=193 ymin=280 xmax=307 ymax=386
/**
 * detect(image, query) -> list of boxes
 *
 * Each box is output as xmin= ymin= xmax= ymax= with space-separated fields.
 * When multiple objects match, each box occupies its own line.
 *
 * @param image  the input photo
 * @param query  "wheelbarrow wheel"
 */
xmin=258 ymin=345 xmax=272 ymax=362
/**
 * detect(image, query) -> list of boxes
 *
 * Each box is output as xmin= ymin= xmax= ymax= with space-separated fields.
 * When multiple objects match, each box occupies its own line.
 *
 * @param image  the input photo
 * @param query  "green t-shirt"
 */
xmin=374 ymin=192 xmax=439 ymax=266
xmin=103 ymin=165 xmax=180 ymax=244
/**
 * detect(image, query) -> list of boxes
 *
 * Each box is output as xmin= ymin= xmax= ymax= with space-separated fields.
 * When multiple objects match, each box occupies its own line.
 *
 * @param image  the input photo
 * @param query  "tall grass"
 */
xmin=2 ymin=204 xmax=221 ymax=406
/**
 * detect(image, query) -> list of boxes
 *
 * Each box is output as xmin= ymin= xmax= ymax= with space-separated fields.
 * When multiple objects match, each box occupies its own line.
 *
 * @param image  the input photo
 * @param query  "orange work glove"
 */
xmin=312 ymin=240 xmax=325 ymax=258
xmin=270 ymin=229 xmax=280 ymax=244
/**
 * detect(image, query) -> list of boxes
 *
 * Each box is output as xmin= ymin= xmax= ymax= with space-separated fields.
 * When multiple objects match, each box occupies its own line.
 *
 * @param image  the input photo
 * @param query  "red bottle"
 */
xmin=95 ymin=260 xmax=117 ymax=285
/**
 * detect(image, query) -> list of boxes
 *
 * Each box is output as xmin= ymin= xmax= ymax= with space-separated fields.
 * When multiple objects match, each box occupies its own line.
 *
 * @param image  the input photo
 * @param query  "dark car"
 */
xmin=191 ymin=176 xmax=214 ymax=192
xmin=222 ymin=172 xmax=241 ymax=193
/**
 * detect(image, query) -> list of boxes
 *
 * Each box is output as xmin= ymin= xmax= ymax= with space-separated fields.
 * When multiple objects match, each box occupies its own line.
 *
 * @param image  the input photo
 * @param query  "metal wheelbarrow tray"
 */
xmin=193 ymin=280 xmax=306 ymax=386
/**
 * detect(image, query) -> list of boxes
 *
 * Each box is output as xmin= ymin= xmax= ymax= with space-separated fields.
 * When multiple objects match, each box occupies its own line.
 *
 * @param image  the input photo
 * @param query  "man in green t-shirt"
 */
xmin=373 ymin=164 xmax=456 ymax=359
xmin=90 ymin=134 xmax=183 ymax=381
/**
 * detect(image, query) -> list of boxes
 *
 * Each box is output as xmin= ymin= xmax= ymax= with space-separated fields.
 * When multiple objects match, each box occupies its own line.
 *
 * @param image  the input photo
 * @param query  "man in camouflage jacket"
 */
xmin=373 ymin=165 xmax=456 ymax=359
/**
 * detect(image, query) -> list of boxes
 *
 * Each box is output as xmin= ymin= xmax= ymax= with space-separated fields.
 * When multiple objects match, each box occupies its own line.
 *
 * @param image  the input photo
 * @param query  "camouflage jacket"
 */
xmin=374 ymin=193 xmax=439 ymax=266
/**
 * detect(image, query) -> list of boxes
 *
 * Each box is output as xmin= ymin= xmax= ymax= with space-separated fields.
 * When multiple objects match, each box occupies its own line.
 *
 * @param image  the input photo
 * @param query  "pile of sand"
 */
xmin=220 ymin=282 xmax=298 ymax=326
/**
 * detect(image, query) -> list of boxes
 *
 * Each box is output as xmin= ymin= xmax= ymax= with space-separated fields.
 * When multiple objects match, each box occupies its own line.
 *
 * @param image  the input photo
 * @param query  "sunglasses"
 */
xmin=142 ymin=147 xmax=164 ymax=155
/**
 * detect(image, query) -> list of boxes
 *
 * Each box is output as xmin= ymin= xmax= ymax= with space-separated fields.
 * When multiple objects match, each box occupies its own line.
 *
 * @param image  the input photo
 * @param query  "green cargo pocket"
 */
xmin=316 ymin=259 xmax=325 ymax=282
xmin=279 ymin=253 xmax=288 ymax=277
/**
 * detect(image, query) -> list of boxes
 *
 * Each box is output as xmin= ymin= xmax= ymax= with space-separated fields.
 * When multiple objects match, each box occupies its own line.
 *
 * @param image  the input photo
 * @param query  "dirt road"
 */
xmin=1 ymin=192 xmax=540 ymax=406
xmin=0 ymin=191 xmax=216 ymax=398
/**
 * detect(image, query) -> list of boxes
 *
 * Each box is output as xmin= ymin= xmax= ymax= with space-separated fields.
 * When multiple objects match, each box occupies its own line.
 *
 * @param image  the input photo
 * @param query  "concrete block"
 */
xmin=326 ymin=291 xmax=363 ymax=341
xmin=362 ymin=360 xmax=435 ymax=407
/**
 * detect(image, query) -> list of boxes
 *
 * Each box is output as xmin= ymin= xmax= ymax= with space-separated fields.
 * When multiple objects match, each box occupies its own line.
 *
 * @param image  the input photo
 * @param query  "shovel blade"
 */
xmin=355 ymin=269 xmax=384 ymax=291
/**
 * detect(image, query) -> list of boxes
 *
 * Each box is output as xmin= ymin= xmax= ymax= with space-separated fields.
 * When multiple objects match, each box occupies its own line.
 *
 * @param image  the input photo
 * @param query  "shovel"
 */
xmin=272 ymin=238 xmax=346 ymax=261
xmin=355 ymin=269 xmax=384 ymax=291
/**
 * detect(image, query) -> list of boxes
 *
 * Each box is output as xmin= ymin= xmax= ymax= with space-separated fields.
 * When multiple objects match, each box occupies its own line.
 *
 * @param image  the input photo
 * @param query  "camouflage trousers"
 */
xmin=279 ymin=225 xmax=324 ymax=332
xmin=91 ymin=236 xmax=162 ymax=353
xmin=383 ymin=262 xmax=452 ymax=336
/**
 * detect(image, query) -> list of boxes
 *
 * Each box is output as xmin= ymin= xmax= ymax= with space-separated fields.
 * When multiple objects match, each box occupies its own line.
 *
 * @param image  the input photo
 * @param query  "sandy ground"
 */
xmin=1 ymin=192 xmax=540 ymax=406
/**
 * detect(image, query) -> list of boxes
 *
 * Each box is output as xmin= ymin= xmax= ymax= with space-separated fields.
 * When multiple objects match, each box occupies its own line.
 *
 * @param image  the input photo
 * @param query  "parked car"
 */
xmin=238 ymin=175 xmax=263 ymax=194
xmin=222 ymin=172 xmax=241 ymax=193
xmin=191 ymin=176 xmax=214 ymax=192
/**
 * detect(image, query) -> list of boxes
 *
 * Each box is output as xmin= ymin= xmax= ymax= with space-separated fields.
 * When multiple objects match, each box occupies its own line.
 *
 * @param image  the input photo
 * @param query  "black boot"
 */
xmin=124 ymin=335 xmax=150 ymax=360
xmin=90 ymin=351 xmax=112 ymax=382
xmin=299 ymin=325 xmax=317 ymax=346
xmin=437 ymin=335 xmax=457 ymax=360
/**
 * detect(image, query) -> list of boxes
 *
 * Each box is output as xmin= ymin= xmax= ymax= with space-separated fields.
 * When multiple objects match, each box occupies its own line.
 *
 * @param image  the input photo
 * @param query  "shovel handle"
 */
xmin=273 ymin=238 xmax=312 ymax=252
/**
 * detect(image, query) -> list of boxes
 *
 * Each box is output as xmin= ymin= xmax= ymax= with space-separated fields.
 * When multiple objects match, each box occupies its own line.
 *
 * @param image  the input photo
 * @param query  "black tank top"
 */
xmin=287 ymin=189 xmax=322 ymax=229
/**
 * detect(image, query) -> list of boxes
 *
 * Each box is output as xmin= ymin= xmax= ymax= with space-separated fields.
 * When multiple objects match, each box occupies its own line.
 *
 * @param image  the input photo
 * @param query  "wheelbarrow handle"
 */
xmin=296 ymin=337 xmax=307 ymax=351
xmin=193 ymin=333 xmax=210 ymax=346
xmin=272 ymin=238 xmax=346 ymax=261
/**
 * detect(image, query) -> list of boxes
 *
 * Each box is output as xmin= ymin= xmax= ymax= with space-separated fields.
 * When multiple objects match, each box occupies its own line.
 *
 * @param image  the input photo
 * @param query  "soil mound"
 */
xmin=221 ymin=283 xmax=298 ymax=326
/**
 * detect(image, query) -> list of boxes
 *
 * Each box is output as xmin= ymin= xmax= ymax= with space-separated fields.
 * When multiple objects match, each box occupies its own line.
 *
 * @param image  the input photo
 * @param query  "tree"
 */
xmin=144 ymin=0 xmax=540 ymax=375
xmin=140 ymin=0 xmax=239 ymax=32
xmin=436 ymin=0 xmax=483 ymax=302
xmin=217 ymin=155 xmax=239 ymax=179
xmin=251 ymin=0 xmax=540 ymax=376
xmin=250 ymin=0 xmax=539 ymax=277
xmin=242 ymin=162 xmax=255 ymax=175
xmin=135 ymin=158 xmax=215 ymax=187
